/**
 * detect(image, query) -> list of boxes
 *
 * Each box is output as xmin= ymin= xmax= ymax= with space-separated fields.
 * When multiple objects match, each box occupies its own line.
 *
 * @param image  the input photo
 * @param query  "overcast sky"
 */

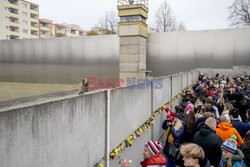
xmin=29 ymin=0 xmax=234 ymax=31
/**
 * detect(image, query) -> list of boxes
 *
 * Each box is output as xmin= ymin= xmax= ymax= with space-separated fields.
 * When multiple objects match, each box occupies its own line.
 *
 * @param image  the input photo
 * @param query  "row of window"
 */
xmin=4 ymin=7 xmax=38 ymax=18
xmin=40 ymin=23 xmax=50 ymax=28
xmin=120 ymin=15 xmax=146 ymax=24
xmin=6 ymin=35 xmax=19 ymax=39
xmin=40 ymin=30 xmax=49 ymax=35
xmin=4 ymin=0 xmax=38 ymax=10
xmin=5 ymin=26 xmax=39 ymax=34
xmin=5 ymin=17 xmax=38 ymax=27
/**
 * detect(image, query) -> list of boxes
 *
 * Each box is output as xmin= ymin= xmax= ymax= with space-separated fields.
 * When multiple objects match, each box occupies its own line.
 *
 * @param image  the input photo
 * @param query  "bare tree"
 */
xmin=95 ymin=10 xmax=118 ymax=34
xmin=177 ymin=21 xmax=186 ymax=32
xmin=153 ymin=1 xmax=186 ymax=32
xmin=228 ymin=0 xmax=250 ymax=27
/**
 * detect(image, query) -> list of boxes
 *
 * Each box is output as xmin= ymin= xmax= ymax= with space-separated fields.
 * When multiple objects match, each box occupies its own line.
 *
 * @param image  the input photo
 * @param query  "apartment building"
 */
xmin=66 ymin=24 xmax=86 ymax=37
xmin=39 ymin=20 xmax=86 ymax=38
xmin=39 ymin=19 xmax=54 ymax=38
xmin=54 ymin=23 xmax=86 ymax=38
xmin=0 ymin=0 xmax=39 ymax=40
xmin=1 ymin=0 xmax=86 ymax=40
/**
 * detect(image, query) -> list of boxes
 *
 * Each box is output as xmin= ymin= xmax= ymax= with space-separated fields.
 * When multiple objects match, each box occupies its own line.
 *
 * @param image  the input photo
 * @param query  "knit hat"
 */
xmin=210 ymin=90 xmax=215 ymax=95
xmin=174 ymin=113 xmax=183 ymax=121
xmin=145 ymin=141 xmax=164 ymax=156
xmin=185 ymin=104 xmax=194 ymax=111
xmin=221 ymin=135 xmax=237 ymax=154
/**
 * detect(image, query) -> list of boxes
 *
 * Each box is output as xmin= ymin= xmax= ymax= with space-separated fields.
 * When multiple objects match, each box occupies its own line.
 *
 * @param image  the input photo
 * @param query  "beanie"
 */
xmin=185 ymin=104 xmax=194 ymax=111
xmin=174 ymin=113 xmax=183 ymax=121
xmin=145 ymin=141 xmax=164 ymax=156
xmin=221 ymin=135 xmax=237 ymax=154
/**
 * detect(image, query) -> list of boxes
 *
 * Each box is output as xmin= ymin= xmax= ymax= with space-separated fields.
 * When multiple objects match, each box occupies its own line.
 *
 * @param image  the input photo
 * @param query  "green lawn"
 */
xmin=0 ymin=82 xmax=78 ymax=101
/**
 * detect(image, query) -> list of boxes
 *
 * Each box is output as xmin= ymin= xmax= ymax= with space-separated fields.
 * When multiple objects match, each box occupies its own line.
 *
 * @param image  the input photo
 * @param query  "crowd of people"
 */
xmin=121 ymin=73 xmax=250 ymax=167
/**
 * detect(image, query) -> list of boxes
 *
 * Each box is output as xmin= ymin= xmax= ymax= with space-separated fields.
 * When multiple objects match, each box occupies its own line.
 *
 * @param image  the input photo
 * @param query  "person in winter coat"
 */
xmin=239 ymin=130 xmax=250 ymax=167
xmin=196 ymin=111 xmax=215 ymax=131
xmin=121 ymin=141 xmax=167 ymax=167
xmin=236 ymin=96 xmax=250 ymax=123
xmin=162 ymin=113 xmax=184 ymax=167
xmin=194 ymin=98 xmax=203 ymax=114
xmin=247 ymin=109 xmax=250 ymax=129
xmin=194 ymin=117 xmax=223 ymax=167
xmin=229 ymin=108 xmax=248 ymax=138
xmin=219 ymin=136 xmax=247 ymax=167
xmin=180 ymin=143 xmax=210 ymax=167
xmin=165 ymin=107 xmax=175 ymax=122
xmin=221 ymin=103 xmax=234 ymax=123
xmin=216 ymin=115 xmax=243 ymax=147
xmin=182 ymin=111 xmax=196 ymax=143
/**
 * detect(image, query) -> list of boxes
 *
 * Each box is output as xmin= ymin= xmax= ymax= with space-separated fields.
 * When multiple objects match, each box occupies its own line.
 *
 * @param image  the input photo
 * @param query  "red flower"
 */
xmin=110 ymin=153 xmax=115 ymax=159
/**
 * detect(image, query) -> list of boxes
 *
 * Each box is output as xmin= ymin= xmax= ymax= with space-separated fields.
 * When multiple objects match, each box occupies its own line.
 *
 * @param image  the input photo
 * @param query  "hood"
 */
xmin=140 ymin=153 xmax=167 ymax=167
xmin=200 ymin=158 xmax=211 ymax=167
xmin=232 ymin=148 xmax=244 ymax=161
xmin=200 ymin=124 xmax=215 ymax=136
xmin=217 ymin=122 xmax=232 ymax=130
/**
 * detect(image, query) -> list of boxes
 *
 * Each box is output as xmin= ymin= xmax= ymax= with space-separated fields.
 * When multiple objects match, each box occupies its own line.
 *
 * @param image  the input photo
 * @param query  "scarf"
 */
xmin=165 ymin=120 xmax=183 ymax=144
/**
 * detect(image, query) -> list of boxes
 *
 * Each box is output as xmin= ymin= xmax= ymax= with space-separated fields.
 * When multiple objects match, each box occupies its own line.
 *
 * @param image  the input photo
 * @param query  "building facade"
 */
xmin=39 ymin=21 xmax=86 ymax=38
xmin=0 ymin=0 xmax=85 ymax=40
xmin=0 ymin=0 xmax=39 ymax=40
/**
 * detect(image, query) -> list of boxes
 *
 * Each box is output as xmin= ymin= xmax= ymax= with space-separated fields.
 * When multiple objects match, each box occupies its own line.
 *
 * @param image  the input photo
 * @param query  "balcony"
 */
xmin=10 ymin=31 xmax=20 ymax=36
xmin=40 ymin=34 xmax=49 ymax=38
xmin=31 ymin=18 xmax=38 ymax=23
xmin=10 ymin=22 xmax=19 ymax=27
xmin=9 ymin=13 xmax=19 ymax=19
xmin=9 ymin=3 xmax=19 ymax=10
xmin=31 ymin=35 xmax=39 ymax=39
xmin=40 ymin=26 xmax=49 ymax=31
xmin=30 ymin=9 xmax=38 ymax=15
xmin=31 ymin=26 xmax=38 ymax=31
xmin=56 ymin=30 xmax=65 ymax=35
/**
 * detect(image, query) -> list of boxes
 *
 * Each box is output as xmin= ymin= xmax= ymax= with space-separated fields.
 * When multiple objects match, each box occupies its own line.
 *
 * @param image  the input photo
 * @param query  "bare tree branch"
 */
xmin=153 ymin=1 xmax=186 ymax=32
xmin=228 ymin=0 xmax=250 ymax=27
xmin=95 ymin=10 xmax=118 ymax=34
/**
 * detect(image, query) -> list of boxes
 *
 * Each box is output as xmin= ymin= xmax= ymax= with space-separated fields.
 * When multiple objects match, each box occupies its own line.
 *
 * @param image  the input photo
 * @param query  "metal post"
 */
xmin=150 ymin=77 xmax=154 ymax=141
xmin=106 ymin=89 xmax=111 ymax=167
xmin=170 ymin=76 xmax=173 ymax=111
xmin=180 ymin=72 xmax=183 ymax=91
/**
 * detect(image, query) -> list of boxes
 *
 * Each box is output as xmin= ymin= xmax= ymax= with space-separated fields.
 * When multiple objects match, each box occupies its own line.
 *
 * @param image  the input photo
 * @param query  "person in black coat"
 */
xmin=229 ymin=108 xmax=249 ymax=138
xmin=182 ymin=111 xmax=196 ymax=143
xmin=236 ymin=97 xmax=250 ymax=123
xmin=194 ymin=117 xmax=223 ymax=167
xmin=162 ymin=113 xmax=184 ymax=167
xmin=239 ymin=130 xmax=250 ymax=167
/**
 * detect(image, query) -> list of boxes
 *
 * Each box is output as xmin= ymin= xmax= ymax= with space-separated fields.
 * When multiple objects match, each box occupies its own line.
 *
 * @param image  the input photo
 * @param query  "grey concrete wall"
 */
xmin=188 ymin=72 xmax=193 ymax=86
xmin=197 ymin=66 xmax=250 ymax=77
xmin=109 ymin=82 xmax=152 ymax=166
xmin=0 ymin=92 xmax=107 ymax=167
xmin=152 ymin=76 xmax=171 ymax=142
xmin=1 ymin=28 xmax=250 ymax=84
xmin=0 ymin=36 xmax=119 ymax=84
xmin=0 ymin=70 xmax=198 ymax=167
xmin=147 ymin=28 xmax=250 ymax=76
xmin=181 ymin=73 xmax=188 ymax=89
